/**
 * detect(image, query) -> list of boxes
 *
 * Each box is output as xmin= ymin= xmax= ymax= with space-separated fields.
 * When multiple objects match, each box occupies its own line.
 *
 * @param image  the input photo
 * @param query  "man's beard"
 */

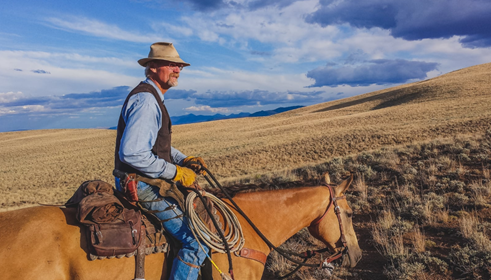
xmin=167 ymin=75 xmax=179 ymax=87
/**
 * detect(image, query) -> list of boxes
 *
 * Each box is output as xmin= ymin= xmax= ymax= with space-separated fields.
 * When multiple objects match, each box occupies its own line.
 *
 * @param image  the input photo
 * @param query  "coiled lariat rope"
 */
xmin=183 ymin=187 xmax=238 ymax=280
xmin=185 ymin=191 xmax=245 ymax=254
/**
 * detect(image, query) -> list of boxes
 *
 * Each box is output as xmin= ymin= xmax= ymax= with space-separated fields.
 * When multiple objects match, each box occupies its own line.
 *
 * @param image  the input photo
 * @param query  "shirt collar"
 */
xmin=144 ymin=78 xmax=164 ymax=101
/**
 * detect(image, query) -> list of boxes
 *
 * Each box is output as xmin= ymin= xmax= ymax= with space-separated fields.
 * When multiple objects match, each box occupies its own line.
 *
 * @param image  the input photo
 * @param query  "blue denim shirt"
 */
xmin=118 ymin=78 xmax=187 ymax=179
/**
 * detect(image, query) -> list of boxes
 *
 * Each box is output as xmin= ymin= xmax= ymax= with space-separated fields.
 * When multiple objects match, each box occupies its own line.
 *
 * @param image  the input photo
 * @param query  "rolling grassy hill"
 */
xmin=1 ymin=62 xmax=490 ymax=209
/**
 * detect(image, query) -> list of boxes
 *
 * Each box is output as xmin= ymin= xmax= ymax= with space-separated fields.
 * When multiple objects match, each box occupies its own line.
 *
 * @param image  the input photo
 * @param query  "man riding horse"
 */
xmin=114 ymin=42 xmax=208 ymax=280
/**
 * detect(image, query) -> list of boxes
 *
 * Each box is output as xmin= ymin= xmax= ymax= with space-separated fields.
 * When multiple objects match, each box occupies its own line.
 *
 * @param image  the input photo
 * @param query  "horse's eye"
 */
xmin=347 ymin=212 xmax=353 ymax=218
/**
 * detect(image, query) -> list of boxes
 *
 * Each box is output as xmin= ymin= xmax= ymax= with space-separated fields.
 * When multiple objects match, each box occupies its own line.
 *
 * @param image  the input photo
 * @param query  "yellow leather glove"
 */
xmin=173 ymin=165 xmax=196 ymax=187
xmin=182 ymin=156 xmax=208 ymax=175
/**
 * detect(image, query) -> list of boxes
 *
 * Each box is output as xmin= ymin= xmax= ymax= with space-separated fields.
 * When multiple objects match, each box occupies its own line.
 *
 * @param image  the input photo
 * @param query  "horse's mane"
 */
xmin=205 ymin=179 xmax=319 ymax=198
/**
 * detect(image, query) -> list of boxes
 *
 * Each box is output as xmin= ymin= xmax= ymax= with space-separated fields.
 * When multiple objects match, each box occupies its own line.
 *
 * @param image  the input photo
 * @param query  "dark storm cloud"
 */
xmin=307 ymin=0 xmax=397 ymax=29
xmin=459 ymin=35 xmax=491 ymax=49
xmin=306 ymin=0 xmax=491 ymax=48
xmin=307 ymin=59 xmax=438 ymax=87
xmin=191 ymin=89 xmax=325 ymax=107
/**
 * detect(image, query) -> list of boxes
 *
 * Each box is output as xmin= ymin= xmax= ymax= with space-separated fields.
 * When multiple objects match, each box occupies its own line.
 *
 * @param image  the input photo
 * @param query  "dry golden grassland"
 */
xmin=2 ymin=62 xmax=490 ymax=210
xmin=1 ymin=62 xmax=491 ymax=279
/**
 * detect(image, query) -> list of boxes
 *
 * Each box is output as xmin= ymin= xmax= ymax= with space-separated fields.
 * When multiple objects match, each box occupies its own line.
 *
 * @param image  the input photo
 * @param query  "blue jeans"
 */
xmin=117 ymin=179 xmax=209 ymax=280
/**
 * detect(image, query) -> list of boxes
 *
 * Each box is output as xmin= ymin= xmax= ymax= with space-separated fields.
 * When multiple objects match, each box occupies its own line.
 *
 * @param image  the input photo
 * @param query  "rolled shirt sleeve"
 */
xmin=118 ymin=81 xmax=186 ymax=179
xmin=171 ymin=147 xmax=188 ymax=166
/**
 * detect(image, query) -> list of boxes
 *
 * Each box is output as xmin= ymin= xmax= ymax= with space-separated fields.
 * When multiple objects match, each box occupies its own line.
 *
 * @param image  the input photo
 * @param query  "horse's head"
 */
xmin=307 ymin=173 xmax=362 ymax=268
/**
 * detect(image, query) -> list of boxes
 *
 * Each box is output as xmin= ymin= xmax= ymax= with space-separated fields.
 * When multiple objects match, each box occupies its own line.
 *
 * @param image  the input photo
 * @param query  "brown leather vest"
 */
xmin=114 ymin=82 xmax=172 ymax=176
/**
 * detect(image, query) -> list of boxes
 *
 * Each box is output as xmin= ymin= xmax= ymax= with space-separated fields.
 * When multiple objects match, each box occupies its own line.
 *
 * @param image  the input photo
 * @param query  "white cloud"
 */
xmin=185 ymin=105 xmax=230 ymax=113
xmin=0 ymin=108 xmax=16 ymax=116
xmin=0 ymin=103 xmax=47 ymax=116
xmin=197 ymin=29 xmax=220 ymax=42
xmin=180 ymin=67 xmax=313 ymax=93
xmin=0 ymin=91 xmax=24 ymax=103
xmin=0 ymin=50 xmax=140 ymax=97
xmin=272 ymin=39 xmax=341 ymax=63
xmin=21 ymin=105 xmax=46 ymax=112
xmin=215 ymin=0 xmax=328 ymax=44
xmin=177 ymin=0 xmax=340 ymax=63
xmin=0 ymin=50 xmax=138 ymax=69
xmin=0 ymin=31 xmax=21 ymax=38
xmin=45 ymin=16 xmax=167 ymax=43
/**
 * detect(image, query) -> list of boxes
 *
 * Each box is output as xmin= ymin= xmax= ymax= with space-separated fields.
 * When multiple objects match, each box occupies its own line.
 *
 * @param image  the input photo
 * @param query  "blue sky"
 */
xmin=1 ymin=0 xmax=491 ymax=132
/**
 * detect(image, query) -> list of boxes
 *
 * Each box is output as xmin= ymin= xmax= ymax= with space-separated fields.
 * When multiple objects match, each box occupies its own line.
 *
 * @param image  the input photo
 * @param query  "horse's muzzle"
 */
xmin=342 ymin=248 xmax=362 ymax=268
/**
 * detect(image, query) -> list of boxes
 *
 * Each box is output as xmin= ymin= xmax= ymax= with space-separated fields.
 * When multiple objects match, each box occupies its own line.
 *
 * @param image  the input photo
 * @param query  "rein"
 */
xmin=198 ymin=166 xmax=350 ymax=278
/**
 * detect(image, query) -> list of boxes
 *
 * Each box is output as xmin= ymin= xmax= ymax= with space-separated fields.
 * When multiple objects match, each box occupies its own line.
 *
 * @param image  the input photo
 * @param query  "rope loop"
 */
xmin=185 ymin=191 xmax=245 ymax=254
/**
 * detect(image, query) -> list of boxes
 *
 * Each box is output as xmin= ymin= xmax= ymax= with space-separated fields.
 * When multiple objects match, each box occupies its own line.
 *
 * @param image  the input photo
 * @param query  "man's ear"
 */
xmin=147 ymin=62 xmax=158 ymax=74
xmin=147 ymin=61 xmax=157 ymax=74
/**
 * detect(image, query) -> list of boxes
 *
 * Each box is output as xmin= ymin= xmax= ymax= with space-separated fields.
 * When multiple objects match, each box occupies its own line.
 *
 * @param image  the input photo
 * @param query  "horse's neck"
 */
xmin=233 ymin=186 xmax=331 ymax=246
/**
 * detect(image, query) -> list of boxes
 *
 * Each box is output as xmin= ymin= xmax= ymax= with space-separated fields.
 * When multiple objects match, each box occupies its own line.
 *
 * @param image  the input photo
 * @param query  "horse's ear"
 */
xmin=334 ymin=173 xmax=354 ymax=196
xmin=322 ymin=172 xmax=331 ymax=185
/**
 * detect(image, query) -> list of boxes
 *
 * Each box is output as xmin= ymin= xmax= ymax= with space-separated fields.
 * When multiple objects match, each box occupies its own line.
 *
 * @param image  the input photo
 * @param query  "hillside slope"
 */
xmin=1 ymin=62 xmax=491 ymax=209
xmin=175 ymin=62 xmax=491 ymax=176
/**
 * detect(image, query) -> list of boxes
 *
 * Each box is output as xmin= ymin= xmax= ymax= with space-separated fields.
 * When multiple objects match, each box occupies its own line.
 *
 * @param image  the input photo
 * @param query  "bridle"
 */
xmin=191 ymin=165 xmax=352 ymax=279
xmin=307 ymin=184 xmax=349 ymax=266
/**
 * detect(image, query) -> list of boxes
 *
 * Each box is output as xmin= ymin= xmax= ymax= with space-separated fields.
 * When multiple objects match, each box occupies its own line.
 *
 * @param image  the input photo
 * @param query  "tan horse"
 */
xmin=0 ymin=174 xmax=361 ymax=280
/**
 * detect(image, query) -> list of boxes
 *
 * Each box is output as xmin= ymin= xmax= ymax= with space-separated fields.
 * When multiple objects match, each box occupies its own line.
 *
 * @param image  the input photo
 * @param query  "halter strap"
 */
xmin=309 ymin=185 xmax=346 ymax=227
xmin=308 ymin=184 xmax=349 ymax=257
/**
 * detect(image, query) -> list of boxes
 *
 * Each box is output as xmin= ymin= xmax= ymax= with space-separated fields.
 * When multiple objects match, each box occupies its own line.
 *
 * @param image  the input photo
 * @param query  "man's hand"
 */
xmin=182 ymin=156 xmax=208 ymax=175
xmin=173 ymin=165 xmax=197 ymax=187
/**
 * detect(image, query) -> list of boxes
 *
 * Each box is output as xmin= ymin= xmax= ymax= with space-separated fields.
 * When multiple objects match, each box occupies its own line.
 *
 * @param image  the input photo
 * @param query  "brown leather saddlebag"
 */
xmin=66 ymin=180 xmax=146 ymax=258
xmin=87 ymin=208 xmax=144 ymax=257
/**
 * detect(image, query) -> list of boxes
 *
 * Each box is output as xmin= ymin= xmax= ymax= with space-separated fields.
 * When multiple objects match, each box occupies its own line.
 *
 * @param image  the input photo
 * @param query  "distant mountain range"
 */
xmin=108 ymin=106 xmax=303 ymax=129
xmin=170 ymin=105 xmax=303 ymax=125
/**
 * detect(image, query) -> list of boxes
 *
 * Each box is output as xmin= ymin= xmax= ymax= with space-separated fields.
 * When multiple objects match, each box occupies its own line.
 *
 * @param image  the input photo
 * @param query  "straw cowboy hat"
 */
xmin=138 ymin=42 xmax=190 ymax=67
